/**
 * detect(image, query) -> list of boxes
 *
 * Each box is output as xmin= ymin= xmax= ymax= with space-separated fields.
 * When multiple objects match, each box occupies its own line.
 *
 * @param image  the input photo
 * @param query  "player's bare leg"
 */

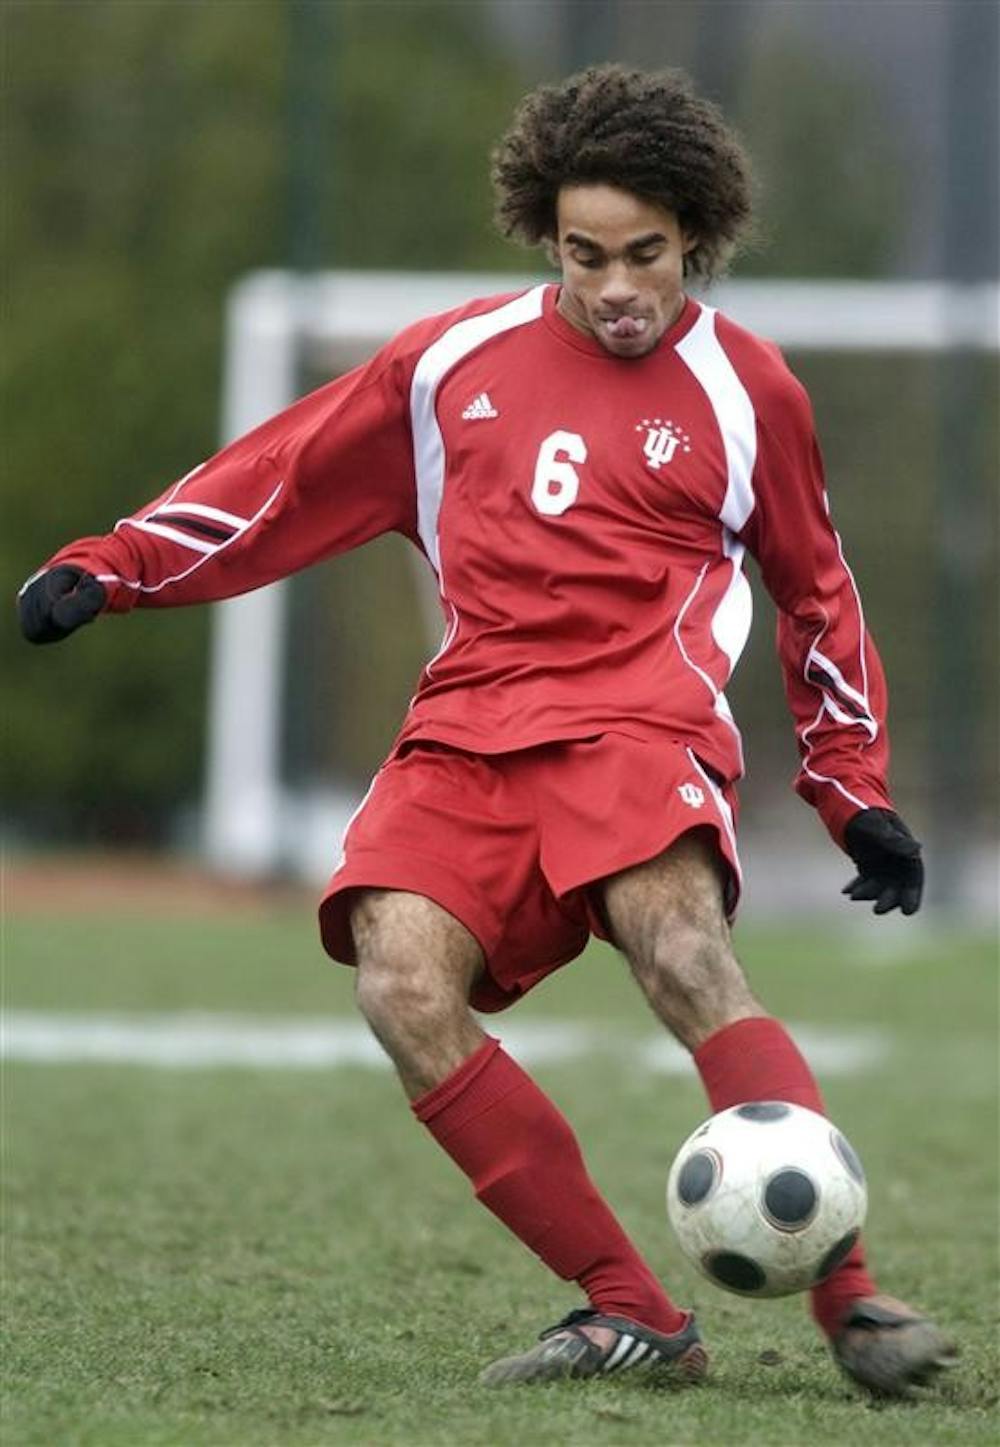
xmin=600 ymin=826 xmax=760 ymax=1051
xmin=601 ymin=827 xmax=954 ymax=1396
xmin=351 ymin=886 xmax=705 ymax=1384
xmin=352 ymin=888 xmax=486 ymax=1098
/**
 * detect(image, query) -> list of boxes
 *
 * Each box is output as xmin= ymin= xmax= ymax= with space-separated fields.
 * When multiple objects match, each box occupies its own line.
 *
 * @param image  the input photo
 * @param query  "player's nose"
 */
xmin=598 ymin=262 xmax=640 ymax=309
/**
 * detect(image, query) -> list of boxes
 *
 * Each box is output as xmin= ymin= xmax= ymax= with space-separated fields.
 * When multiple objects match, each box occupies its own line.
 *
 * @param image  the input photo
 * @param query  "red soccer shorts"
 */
xmin=319 ymin=732 xmax=741 ymax=1013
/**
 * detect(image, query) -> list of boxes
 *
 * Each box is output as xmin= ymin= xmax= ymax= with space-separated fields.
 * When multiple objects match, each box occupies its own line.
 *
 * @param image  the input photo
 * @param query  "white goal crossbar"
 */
xmin=207 ymin=270 xmax=998 ymax=877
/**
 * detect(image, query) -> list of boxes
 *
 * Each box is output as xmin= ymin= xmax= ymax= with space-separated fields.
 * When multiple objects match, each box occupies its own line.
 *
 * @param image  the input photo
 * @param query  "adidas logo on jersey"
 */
xmin=462 ymin=392 xmax=499 ymax=420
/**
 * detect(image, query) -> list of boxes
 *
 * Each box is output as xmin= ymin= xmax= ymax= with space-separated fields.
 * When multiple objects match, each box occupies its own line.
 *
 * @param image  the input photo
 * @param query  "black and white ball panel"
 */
xmin=735 ymin=1101 xmax=792 ymax=1122
xmin=831 ymin=1129 xmax=866 ymax=1185
xmin=676 ymin=1149 xmax=720 ymax=1206
xmin=762 ymin=1168 xmax=818 ymax=1230
xmin=703 ymin=1250 xmax=767 ymax=1294
xmin=814 ymin=1228 xmax=860 ymax=1282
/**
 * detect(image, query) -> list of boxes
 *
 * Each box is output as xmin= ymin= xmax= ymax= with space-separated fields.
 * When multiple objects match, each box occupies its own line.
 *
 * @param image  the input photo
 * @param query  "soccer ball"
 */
xmin=666 ymin=1101 xmax=867 ymax=1298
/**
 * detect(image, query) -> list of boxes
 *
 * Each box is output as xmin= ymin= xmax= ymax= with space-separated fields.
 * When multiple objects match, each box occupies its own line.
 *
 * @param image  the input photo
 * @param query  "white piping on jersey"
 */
xmin=801 ymin=602 xmax=877 ymax=739
xmin=107 ymin=480 xmax=284 ymax=594
xmin=409 ymin=286 xmax=547 ymax=674
xmin=672 ymin=563 xmax=716 ymax=699
xmin=796 ymin=625 xmax=876 ymax=804
xmin=672 ymin=307 xmax=757 ymax=769
xmin=793 ymin=500 xmax=878 ymax=797
xmin=808 ymin=663 xmax=863 ymax=729
xmin=423 ymin=604 xmax=460 ymax=680
xmin=127 ymin=518 xmax=218 ymax=554
xmin=686 ymin=747 xmax=744 ymax=888
xmin=172 ymin=461 xmax=207 ymax=492
xmin=826 ymin=488 xmax=874 ymax=717
xmin=676 ymin=306 xmax=756 ymax=535
xmin=799 ymin=703 xmax=871 ymax=812
xmin=671 ymin=563 xmax=747 ymax=773
xmin=808 ymin=644 xmax=871 ymax=717
xmin=327 ymin=769 xmax=382 ymax=877
xmin=142 ymin=461 xmax=209 ymax=521
xmin=817 ymin=694 xmax=866 ymax=729
xmin=156 ymin=500 xmax=249 ymax=531
xmin=714 ymin=690 xmax=737 ymax=727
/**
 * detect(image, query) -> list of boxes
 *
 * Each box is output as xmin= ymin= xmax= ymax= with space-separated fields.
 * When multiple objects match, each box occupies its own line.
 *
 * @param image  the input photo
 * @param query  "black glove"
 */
xmin=18 ymin=565 xmax=107 ymax=644
xmin=842 ymin=808 xmax=923 ymax=916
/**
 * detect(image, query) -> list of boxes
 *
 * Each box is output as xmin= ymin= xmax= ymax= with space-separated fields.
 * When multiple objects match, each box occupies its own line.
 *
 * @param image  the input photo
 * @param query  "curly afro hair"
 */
xmin=492 ymin=64 xmax=753 ymax=282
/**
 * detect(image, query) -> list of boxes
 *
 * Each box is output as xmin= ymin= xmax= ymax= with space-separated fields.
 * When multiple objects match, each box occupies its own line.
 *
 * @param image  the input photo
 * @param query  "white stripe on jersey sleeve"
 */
xmin=409 ymin=286 xmax=546 ymax=576
xmin=807 ymin=644 xmax=871 ymax=713
xmin=157 ymin=501 xmax=249 ymax=530
xmin=109 ymin=480 xmax=284 ymax=594
xmin=126 ymin=518 xmax=218 ymax=554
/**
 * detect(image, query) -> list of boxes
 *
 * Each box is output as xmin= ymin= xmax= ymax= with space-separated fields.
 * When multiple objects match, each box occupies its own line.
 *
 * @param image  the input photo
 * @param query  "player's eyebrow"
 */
xmin=563 ymin=230 xmax=667 ymax=251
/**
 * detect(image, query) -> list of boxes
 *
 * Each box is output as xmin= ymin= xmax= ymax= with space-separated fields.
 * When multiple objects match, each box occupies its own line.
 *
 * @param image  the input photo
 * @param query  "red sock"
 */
xmin=412 ymin=1036 xmax=686 ymax=1335
xmin=693 ymin=1016 xmax=876 ymax=1337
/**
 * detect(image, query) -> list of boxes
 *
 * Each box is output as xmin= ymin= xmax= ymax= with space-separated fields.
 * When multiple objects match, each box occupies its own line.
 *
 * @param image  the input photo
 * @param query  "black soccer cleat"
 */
xmin=831 ymin=1295 xmax=957 ymax=1397
xmin=479 ymin=1307 xmax=708 ymax=1386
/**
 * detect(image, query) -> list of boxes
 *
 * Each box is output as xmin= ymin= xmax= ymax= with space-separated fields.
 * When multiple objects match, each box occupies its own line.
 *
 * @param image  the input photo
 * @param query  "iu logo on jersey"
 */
xmin=678 ymin=782 xmax=706 ymax=809
xmin=635 ymin=418 xmax=692 ymax=471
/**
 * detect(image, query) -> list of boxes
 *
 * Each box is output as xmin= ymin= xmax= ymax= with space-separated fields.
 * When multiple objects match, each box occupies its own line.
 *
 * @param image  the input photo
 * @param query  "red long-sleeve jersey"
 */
xmin=39 ymin=284 xmax=894 ymax=843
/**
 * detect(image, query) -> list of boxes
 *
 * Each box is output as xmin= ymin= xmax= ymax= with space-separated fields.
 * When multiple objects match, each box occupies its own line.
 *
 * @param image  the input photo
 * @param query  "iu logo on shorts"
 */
xmin=678 ymin=782 xmax=706 ymax=808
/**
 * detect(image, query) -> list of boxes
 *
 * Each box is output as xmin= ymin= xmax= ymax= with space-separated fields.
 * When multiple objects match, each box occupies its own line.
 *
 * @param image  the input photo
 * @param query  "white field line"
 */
xmin=0 ymin=1012 xmax=889 ymax=1075
xmin=640 ymin=1024 xmax=890 ymax=1077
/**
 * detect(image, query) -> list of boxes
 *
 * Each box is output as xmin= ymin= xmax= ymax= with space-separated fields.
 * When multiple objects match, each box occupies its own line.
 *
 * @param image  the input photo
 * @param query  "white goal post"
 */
xmin=206 ymin=269 xmax=998 ymax=878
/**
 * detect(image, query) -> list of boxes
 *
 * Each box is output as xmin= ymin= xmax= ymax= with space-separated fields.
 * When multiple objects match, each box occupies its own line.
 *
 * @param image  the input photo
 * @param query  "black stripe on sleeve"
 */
xmin=806 ymin=662 xmax=868 ymax=720
xmin=149 ymin=513 xmax=234 ymax=542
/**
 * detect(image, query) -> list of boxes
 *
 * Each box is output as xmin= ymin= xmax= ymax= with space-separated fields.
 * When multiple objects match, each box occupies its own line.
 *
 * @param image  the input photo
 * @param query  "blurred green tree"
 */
xmin=735 ymin=38 xmax=905 ymax=277
xmin=2 ymin=0 xmax=519 ymax=841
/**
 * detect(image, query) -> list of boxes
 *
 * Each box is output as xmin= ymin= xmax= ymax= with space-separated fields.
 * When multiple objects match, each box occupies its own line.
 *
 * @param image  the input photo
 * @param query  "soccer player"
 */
xmin=19 ymin=66 xmax=952 ymax=1395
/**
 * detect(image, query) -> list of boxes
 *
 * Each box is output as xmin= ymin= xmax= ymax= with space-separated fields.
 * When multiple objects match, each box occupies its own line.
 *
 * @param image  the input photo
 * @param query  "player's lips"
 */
xmin=597 ymin=315 xmax=650 ymax=341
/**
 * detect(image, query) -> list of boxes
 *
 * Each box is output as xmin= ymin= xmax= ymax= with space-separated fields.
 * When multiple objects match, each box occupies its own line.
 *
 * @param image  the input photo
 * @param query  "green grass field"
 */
xmin=2 ymin=873 xmax=997 ymax=1446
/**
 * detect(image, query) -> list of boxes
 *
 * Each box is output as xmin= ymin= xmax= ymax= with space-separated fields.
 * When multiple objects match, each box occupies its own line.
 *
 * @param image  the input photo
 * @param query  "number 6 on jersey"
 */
xmin=531 ymin=430 xmax=587 ymax=517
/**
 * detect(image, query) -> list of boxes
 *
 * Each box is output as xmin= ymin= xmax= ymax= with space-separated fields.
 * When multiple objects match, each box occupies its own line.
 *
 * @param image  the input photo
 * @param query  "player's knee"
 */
xmin=639 ymin=914 xmax=757 ymax=1039
xmin=350 ymin=891 xmax=474 ymax=1039
xmin=354 ymin=954 xmax=428 ymax=1035
xmin=648 ymin=915 xmax=725 ymax=994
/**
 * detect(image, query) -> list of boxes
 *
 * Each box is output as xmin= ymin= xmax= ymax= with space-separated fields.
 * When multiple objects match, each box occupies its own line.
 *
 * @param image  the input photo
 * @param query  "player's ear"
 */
xmin=681 ymin=229 xmax=699 ymax=256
